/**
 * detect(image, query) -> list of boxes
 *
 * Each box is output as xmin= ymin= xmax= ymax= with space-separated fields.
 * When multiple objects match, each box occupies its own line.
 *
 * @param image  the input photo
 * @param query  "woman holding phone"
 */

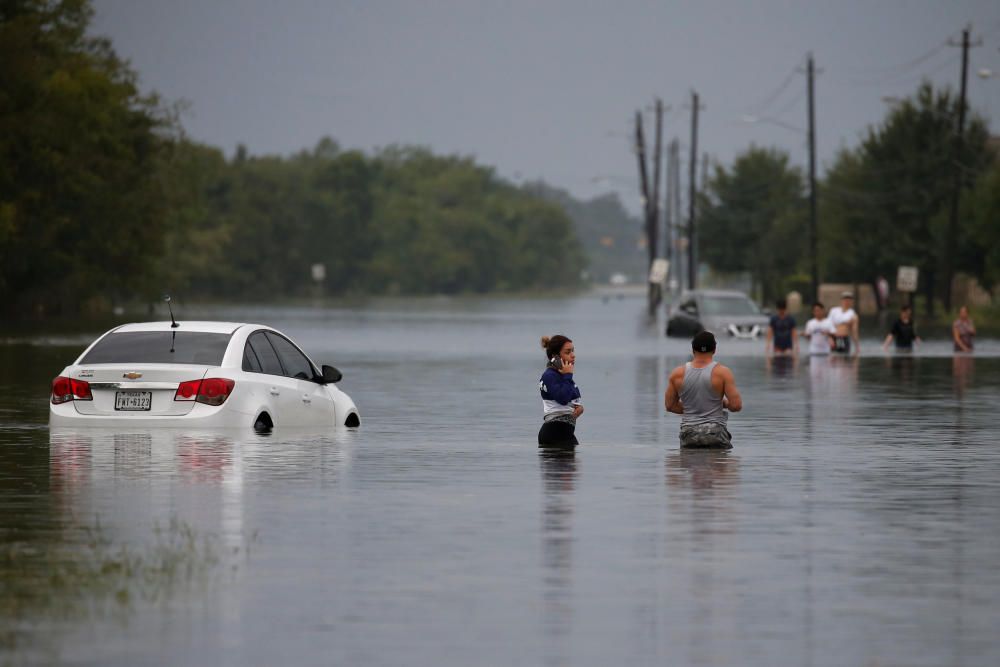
xmin=538 ymin=334 xmax=584 ymax=448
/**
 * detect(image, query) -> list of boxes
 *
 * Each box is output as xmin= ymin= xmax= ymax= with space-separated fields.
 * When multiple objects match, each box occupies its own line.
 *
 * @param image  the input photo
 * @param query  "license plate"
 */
xmin=115 ymin=391 xmax=152 ymax=411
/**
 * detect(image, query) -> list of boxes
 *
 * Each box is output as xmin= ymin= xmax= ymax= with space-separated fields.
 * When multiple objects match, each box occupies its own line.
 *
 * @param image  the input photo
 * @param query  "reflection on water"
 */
xmin=953 ymin=354 xmax=974 ymax=398
xmin=666 ymin=448 xmax=739 ymax=497
xmin=539 ymin=450 xmax=577 ymax=665
xmin=4 ymin=297 xmax=1000 ymax=665
xmin=764 ymin=353 xmax=798 ymax=378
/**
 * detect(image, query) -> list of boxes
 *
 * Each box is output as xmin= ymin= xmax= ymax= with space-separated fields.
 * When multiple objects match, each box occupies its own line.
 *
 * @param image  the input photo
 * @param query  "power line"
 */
xmin=746 ymin=67 xmax=799 ymax=116
xmin=850 ymin=42 xmax=949 ymax=77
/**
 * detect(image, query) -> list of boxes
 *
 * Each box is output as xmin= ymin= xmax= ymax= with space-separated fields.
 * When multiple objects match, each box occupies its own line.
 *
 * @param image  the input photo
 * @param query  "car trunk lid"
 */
xmin=70 ymin=364 xmax=211 ymax=416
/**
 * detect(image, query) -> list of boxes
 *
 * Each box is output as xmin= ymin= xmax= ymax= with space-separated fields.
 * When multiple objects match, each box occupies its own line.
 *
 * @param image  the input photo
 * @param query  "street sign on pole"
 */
xmin=897 ymin=266 xmax=918 ymax=293
xmin=649 ymin=258 xmax=669 ymax=285
xmin=311 ymin=263 xmax=326 ymax=283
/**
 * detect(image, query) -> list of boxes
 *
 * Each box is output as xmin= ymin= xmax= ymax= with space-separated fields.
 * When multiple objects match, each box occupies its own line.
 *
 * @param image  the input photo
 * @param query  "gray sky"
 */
xmin=92 ymin=0 xmax=1000 ymax=213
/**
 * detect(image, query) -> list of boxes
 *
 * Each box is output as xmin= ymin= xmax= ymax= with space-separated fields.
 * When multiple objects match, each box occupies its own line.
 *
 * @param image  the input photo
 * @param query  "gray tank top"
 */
xmin=679 ymin=361 xmax=727 ymax=427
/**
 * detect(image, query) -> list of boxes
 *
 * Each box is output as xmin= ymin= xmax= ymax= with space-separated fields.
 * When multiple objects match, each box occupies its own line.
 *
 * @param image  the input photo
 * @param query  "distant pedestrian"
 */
xmin=952 ymin=306 xmax=976 ymax=353
xmin=766 ymin=298 xmax=799 ymax=357
xmin=538 ymin=335 xmax=583 ymax=448
xmin=882 ymin=305 xmax=921 ymax=351
xmin=665 ymin=331 xmax=742 ymax=449
xmin=828 ymin=291 xmax=859 ymax=355
xmin=803 ymin=302 xmax=835 ymax=355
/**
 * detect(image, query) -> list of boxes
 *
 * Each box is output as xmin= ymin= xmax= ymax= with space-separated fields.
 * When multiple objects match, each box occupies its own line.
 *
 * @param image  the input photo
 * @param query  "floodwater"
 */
xmin=2 ymin=295 xmax=999 ymax=666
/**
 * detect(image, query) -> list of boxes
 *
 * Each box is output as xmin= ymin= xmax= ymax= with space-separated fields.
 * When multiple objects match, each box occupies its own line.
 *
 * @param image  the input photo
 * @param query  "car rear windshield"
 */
xmin=79 ymin=332 xmax=232 ymax=365
xmin=701 ymin=296 xmax=761 ymax=316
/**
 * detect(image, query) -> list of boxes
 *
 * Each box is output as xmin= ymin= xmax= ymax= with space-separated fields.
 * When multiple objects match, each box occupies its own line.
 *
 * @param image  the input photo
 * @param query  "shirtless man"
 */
xmin=665 ymin=331 xmax=743 ymax=448
xmin=827 ymin=291 xmax=859 ymax=355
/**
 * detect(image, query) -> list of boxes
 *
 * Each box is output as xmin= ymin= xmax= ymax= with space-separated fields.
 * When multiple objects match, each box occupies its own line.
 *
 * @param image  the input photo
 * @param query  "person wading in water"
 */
xmin=665 ymin=331 xmax=742 ymax=448
xmin=537 ymin=335 xmax=583 ymax=448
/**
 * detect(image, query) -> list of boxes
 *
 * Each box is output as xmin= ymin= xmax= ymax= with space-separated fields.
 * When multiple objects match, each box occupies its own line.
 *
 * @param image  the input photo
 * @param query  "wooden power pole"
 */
xmin=687 ymin=91 xmax=700 ymax=291
xmin=807 ymin=53 xmax=819 ymax=303
xmin=635 ymin=103 xmax=665 ymax=317
xmin=944 ymin=27 xmax=978 ymax=312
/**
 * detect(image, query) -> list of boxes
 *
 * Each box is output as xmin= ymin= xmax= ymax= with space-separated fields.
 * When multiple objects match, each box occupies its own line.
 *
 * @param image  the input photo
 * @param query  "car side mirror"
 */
xmin=321 ymin=365 xmax=342 ymax=384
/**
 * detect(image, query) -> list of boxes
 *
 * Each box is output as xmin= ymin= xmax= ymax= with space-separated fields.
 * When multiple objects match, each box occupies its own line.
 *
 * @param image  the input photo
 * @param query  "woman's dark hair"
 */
xmin=541 ymin=335 xmax=571 ymax=360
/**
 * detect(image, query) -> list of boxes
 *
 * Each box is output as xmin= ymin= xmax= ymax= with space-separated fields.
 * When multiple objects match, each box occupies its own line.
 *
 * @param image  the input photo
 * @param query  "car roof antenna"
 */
xmin=164 ymin=294 xmax=179 ymax=328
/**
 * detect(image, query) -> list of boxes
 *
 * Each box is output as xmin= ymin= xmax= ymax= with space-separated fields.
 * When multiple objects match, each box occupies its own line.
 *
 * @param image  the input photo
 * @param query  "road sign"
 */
xmin=649 ymin=258 xmax=669 ymax=284
xmin=897 ymin=266 xmax=918 ymax=293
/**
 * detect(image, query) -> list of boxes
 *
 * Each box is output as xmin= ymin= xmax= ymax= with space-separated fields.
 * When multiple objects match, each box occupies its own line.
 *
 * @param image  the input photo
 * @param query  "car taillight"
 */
xmin=174 ymin=380 xmax=201 ymax=401
xmin=174 ymin=378 xmax=235 ymax=406
xmin=51 ymin=376 xmax=92 ymax=404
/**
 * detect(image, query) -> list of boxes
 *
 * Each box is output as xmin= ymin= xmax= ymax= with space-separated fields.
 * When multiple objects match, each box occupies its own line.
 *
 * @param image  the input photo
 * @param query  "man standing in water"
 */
xmin=828 ymin=291 xmax=860 ymax=355
xmin=765 ymin=298 xmax=799 ymax=357
xmin=665 ymin=331 xmax=743 ymax=448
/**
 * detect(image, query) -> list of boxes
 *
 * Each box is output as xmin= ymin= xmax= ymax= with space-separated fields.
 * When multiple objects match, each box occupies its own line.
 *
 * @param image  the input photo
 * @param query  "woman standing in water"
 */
xmin=952 ymin=305 xmax=976 ymax=353
xmin=538 ymin=335 xmax=583 ymax=448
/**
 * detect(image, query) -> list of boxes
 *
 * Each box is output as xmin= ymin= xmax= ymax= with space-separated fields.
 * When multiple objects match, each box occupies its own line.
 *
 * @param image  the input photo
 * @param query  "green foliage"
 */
xmin=698 ymin=146 xmax=807 ymax=301
xmin=152 ymin=141 xmax=585 ymax=300
xmin=820 ymin=82 xmax=993 ymax=300
xmin=959 ymin=161 xmax=1000 ymax=291
xmin=0 ymin=0 xmax=587 ymax=314
xmin=524 ymin=182 xmax=646 ymax=283
xmin=0 ymin=0 xmax=169 ymax=315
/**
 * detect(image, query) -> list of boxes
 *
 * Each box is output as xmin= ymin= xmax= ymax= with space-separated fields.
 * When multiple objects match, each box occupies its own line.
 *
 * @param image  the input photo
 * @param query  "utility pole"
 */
xmin=944 ymin=27 xmax=979 ymax=312
xmin=634 ymin=111 xmax=654 ymax=312
xmin=634 ymin=110 xmax=651 ymax=224
xmin=672 ymin=140 xmax=682 ymax=292
xmin=806 ymin=53 xmax=819 ymax=303
xmin=664 ymin=139 xmax=677 ymax=293
xmin=687 ymin=91 xmax=700 ymax=291
xmin=649 ymin=100 xmax=664 ymax=315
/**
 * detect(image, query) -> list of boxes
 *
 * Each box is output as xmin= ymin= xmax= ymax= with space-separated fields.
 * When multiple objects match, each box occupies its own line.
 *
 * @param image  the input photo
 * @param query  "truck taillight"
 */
xmin=51 ymin=376 xmax=92 ymax=404
xmin=174 ymin=378 xmax=235 ymax=406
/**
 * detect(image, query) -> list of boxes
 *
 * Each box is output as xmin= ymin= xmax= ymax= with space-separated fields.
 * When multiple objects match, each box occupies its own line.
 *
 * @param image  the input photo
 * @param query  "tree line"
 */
xmin=698 ymin=83 xmax=997 ymax=312
xmin=2 ymin=1 xmax=605 ymax=317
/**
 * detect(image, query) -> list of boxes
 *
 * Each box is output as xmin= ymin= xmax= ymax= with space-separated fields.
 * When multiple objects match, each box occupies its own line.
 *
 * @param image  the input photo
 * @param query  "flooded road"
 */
xmin=3 ymin=295 xmax=1000 ymax=666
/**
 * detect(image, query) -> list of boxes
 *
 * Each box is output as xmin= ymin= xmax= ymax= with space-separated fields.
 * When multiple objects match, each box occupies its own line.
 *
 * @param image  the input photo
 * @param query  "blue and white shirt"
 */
xmin=539 ymin=367 xmax=582 ymax=422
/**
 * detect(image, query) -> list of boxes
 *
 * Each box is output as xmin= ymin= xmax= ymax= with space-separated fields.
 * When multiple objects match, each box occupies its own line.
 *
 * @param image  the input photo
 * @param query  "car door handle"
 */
xmin=269 ymin=387 xmax=280 ymax=396
xmin=301 ymin=394 xmax=312 ymax=404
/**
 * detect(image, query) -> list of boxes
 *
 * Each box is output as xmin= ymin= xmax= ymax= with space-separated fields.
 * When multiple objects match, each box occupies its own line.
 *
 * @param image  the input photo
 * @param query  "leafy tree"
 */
xmin=0 ymin=0 xmax=169 ymax=315
xmin=959 ymin=160 xmax=1000 ymax=292
xmin=305 ymin=149 xmax=375 ymax=292
xmin=820 ymin=82 xmax=992 ymax=311
xmin=154 ymin=139 xmax=232 ymax=296
xmin=698 ymin=146 xmax=807 ymax=301
xmin=526 ymin=183 xmax=645 ymax=283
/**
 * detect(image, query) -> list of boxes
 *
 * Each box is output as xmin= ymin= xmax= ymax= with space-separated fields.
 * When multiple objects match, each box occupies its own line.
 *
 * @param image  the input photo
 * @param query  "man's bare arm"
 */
xmin=720 ymin=366 xmax=742 ymax=412
xmin=664 ymin=368 xmax=684 ymax=414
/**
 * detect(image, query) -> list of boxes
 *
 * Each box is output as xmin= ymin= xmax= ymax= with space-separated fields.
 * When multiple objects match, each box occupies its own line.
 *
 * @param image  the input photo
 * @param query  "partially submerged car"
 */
xmin=49 ymin=321 xmax=360 ymax=430
xmin=665 ymin=289 xmax=769 ymax=339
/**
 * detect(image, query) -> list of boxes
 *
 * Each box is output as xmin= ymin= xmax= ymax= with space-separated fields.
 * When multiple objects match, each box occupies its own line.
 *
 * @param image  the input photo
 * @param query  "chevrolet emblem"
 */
xmin=123 ymin=372 xmax=143 ymax=380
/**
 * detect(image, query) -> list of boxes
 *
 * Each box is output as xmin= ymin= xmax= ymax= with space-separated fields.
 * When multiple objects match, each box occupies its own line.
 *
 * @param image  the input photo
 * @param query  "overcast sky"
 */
xmin=91 ymin=0 xmax=1000 ymax=213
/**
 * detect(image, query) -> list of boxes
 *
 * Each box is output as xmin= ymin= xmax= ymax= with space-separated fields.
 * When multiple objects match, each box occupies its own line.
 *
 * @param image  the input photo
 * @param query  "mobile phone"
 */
xmin=550 ymin=356 xmax=563 ymax=370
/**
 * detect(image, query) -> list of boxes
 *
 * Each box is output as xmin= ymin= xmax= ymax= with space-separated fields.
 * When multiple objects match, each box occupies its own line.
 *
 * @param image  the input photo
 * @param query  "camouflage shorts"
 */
xmin=679 ymin=423 xmax=732 ymax=449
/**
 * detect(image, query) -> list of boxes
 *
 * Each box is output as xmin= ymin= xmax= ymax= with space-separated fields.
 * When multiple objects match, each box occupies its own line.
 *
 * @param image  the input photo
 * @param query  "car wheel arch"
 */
xmin=253 ymin=411 xmax=273 ymax=432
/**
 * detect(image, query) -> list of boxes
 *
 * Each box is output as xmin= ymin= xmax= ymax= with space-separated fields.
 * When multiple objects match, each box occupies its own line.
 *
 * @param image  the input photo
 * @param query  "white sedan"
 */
xmin=49 ymin=321 xmax=360 ymax=430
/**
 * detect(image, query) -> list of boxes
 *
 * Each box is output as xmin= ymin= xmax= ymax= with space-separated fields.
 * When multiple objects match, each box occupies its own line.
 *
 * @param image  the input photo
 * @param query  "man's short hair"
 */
xmin=812 ymin=301 xmax=824 ymax=309
xmin=776 ymin=298 xmax=787 ymax=310
xmin=692 ymin=331 xmax=716 ymax=353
